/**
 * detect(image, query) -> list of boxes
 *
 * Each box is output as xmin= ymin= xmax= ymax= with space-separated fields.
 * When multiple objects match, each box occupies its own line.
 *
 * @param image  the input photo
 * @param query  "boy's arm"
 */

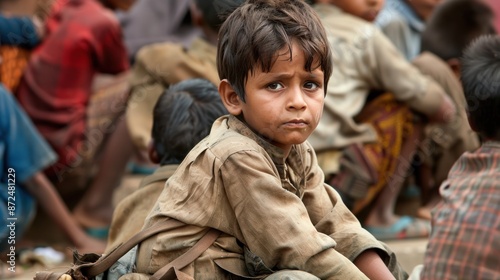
xmin=23 ymin=172 xmax=105 ymax=253
xmin=301 ymin=143 xmax=406 ymax=279
xmin=218 ymin=150 xmax=370 ymax=279
xmin=354 ymin=249 xmax=397 ymax=280
xmin=367 ymin=27 xmax=456 ymax=124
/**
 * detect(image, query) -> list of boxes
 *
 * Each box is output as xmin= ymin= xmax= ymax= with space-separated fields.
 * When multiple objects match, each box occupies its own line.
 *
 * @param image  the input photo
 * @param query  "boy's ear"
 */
xmin=446 ymin=58 xmax=462 ymax=80
xmin=219 ymin=79 xmax=243 ymax=116
xmin=466 ymin=111 xmax=478 ymax=133
xmin=148 ymin=139 xmax=160 ymax=164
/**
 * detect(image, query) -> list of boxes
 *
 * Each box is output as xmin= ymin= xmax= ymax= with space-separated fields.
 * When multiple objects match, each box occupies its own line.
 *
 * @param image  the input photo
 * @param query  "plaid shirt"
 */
xmin=16 ymin=0 xmax=129 ymax=167
xmin=421 ymin=142 xmax=500 ymax=279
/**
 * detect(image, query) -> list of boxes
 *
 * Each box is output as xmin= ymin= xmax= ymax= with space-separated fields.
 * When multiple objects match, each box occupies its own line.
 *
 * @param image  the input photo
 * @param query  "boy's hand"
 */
xmin=428 ymin=94 xmax=456 ymax=124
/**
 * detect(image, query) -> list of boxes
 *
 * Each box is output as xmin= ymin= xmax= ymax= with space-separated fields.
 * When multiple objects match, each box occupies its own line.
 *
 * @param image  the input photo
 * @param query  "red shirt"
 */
xmin=485 ymin=0 xmax=500 ymax=33
xmin=16 ymin=0 xmax=129 ymax=169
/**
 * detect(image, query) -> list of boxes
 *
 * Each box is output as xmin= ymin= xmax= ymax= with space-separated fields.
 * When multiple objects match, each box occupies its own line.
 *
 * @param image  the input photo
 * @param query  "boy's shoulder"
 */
xmin=313 ymin=4 xmax=380 ymax=46
xmin=193 ymin=116 xmax=267 ymax=159
xmin=314 ymin=3 xmax=377 ymax=30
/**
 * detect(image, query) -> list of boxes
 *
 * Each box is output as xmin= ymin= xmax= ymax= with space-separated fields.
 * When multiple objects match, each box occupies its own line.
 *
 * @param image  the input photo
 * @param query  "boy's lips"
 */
xmin=283 ymin=119 xmax=309 ymax=128
xmin=365 ymin=10 xmax=379 ymax=21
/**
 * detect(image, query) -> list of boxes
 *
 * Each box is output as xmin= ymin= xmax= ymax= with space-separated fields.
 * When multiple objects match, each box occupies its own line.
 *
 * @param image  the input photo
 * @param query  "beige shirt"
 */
xmin=136 ymin=115 xmax=395 ymax=279
xmin=105 ymin=165 xmax=178 ymax=252
xmin=125 ymin=38 xmax=219 ymax=150
xmin=309 ymin=4 xmax=447 ymax=151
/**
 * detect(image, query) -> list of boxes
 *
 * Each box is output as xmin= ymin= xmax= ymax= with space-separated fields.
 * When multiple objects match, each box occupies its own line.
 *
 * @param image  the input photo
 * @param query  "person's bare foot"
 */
xmin=417 ymin=194 xmax=441 ymax=220
xmin=416 ymin=207 xmax=432 ymax=220
xmin=72 ymin=203 xmax=113 ymax=230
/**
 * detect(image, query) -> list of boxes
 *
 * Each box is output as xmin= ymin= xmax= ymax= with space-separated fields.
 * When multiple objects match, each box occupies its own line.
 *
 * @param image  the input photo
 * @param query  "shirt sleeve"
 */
xmin=0 ymin=15 xmax=40 ymax=48
xmin=300 ymin=142 xmax=387 ymax=261
xmin=0 ymin=86 xmax=57 ymax=183
xmin=220 ymin=149 xmax=369 ymax=279
xmin=94 ymin=16 xmax=129 ymax=74
xmin=365 ymin=27 xmax=446 ymax=117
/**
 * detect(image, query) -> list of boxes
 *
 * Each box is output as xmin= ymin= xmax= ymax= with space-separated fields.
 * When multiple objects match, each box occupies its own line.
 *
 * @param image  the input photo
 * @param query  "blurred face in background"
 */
xmin=406 ymin=0 xmax=443 ymax=20
xmin=324 ymin=0 xmax=385 ymax=22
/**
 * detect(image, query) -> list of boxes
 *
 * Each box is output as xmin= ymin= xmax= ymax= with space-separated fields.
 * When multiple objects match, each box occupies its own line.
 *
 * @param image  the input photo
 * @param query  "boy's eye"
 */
xmin=304 ymin=81 xmax=319 ymax=90
xmin=267 ymin=82 xmax=284 ymax=90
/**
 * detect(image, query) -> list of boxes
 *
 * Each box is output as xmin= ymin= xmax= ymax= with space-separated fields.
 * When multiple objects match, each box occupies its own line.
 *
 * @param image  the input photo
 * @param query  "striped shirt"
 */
xmin=421 ymin=141 xmax=500 ymax=279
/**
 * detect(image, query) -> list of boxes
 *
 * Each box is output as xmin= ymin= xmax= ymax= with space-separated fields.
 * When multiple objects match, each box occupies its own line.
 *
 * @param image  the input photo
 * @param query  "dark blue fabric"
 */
xmin=0 ymin=85 xmax=56 ymax=251
xmin=0 ymin=15 xmax=40 ymax=48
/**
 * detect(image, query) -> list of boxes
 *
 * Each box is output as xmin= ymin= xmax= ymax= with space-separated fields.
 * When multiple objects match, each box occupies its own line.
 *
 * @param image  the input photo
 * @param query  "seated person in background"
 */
xmin=376 ymin=0 xmax=443 ymax=61
xmin=105 ymin=78 xmax=228 ymax=252
xmin=411 ymin=0 xmax=496 ymax=219
xmin=126 ymin=0 xmax=244 ymax=156
xmin=130 ymin=0 xmax=407 ymax=279
xmin=0 ymin=85 xmax=105 ymax=260
xmin=65 ymin=0 xmax=245 ymax=239
xmin=14 ymin=0 xmax=129 ymax=237
xmin=410 ymin=34 xmax=500 ymax=280
xmin=116 ymin=0 xmax=201 ymax=62
xmin=309 ymin=0 xmax=455 ymax=240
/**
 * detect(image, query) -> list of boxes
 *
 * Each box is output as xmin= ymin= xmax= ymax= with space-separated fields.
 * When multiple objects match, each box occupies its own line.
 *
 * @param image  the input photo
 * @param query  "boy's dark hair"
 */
xmin=194 ymin=0 xmax=246 ymax=32
xmin=461 ymin=35 xmax=500 ymax=139
xmin=421 ymin=0 xmax=496 ymax=61
xmin=217 ymin=0 xmax=332 ymax=101
xmin=152 ymin=78 xmax=228 ymax=165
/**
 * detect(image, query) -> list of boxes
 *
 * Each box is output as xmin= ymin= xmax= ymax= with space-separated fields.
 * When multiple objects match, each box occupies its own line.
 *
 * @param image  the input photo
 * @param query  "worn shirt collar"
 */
xmin=226 ymin=115 xmax=306 ymax=193
xmin=386 ymin=0 xmax=425 ymax=32
xmin=227 ymin=115 xmax=287 ymax=164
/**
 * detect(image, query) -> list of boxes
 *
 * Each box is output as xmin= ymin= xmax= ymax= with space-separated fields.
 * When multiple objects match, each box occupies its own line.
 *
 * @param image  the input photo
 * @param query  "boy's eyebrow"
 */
xmin=262 ymin=71 xmax=323 ymax=80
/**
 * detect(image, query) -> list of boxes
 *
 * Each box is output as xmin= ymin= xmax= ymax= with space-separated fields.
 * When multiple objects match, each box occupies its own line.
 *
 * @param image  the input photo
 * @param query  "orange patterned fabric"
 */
xmin=0 ymin=45 xmax=31 ymax=92
xmin=351 ymin=93 xmax=414 ymax=214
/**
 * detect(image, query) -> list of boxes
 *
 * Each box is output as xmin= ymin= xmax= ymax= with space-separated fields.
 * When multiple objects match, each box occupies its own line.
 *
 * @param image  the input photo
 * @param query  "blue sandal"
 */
xmin=364 ymin=216 xmax=430 ymax=240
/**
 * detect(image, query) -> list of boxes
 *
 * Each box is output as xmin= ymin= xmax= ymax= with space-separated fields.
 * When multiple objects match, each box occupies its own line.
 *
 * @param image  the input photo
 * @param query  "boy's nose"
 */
xmin=287 ymin=87 xmax=307 ymax=109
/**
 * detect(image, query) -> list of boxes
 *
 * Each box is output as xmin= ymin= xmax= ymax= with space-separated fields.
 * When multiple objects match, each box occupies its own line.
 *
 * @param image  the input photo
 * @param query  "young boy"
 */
xmin=133 ymin=0 xmax=406 ymax=279
xmin=376 ymin=0 xmax=443 ymax=61
xmin=105 ymin=78 xmax=228 ymax=252
xmin=410 ymin=0 xmax=495 ymax=219
xmin=309 ymin=0 xmax=455 ymax=240
xmin=410 ymin=34 xmax=500 ymax=280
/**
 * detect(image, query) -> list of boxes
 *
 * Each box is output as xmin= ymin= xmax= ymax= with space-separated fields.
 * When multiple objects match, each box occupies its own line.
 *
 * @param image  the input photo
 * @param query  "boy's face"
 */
xmin=405 ymin=0 xmax=442 ymax=20
xmin=227 ymin=42 xmax=325 ymax=154
xmin=330 ymin=0 xmax=385 ymax=22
